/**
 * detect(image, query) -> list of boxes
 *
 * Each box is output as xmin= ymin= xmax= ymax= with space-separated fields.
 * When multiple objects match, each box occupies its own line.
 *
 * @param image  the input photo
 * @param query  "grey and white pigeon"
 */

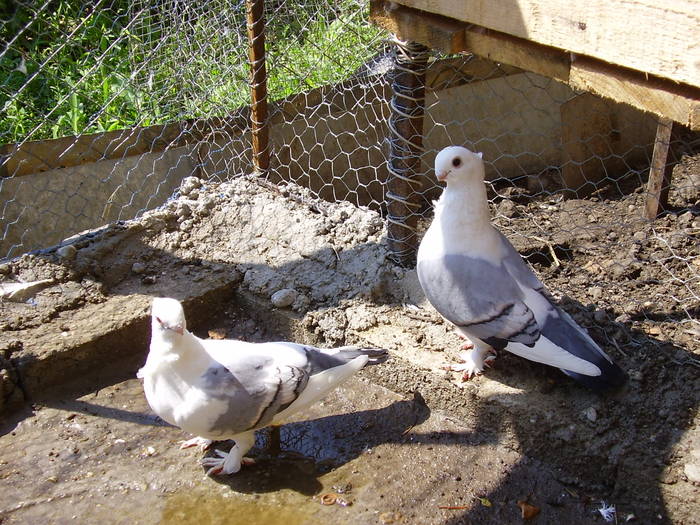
xmin=416 ymin=146 xmax=626 ymax=389
xmin=138 ymin=297 xmax=388 ymax=475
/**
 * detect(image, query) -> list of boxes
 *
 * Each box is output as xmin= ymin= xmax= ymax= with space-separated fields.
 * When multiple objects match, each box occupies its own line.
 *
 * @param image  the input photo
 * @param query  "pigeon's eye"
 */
xmin=452 ymin=157 xmax=462 ymax=167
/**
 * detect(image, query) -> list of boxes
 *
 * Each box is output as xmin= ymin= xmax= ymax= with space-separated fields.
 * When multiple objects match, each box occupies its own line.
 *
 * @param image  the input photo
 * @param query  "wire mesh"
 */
xmin=0 ymin=0 xmax=698 ymax=356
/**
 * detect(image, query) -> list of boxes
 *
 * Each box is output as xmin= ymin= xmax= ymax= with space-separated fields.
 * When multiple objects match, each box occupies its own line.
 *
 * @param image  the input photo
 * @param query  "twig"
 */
xmin=528 ymin=235 xmax=562 ymax=267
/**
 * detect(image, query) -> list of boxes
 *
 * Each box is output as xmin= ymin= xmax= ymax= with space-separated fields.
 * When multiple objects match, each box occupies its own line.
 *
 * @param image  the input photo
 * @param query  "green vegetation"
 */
xmin=0 ymin=0 xmax=384 ymax=145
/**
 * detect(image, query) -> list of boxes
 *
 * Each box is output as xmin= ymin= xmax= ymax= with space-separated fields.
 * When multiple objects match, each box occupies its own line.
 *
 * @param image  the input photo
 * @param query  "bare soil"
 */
xmin=1 ymin=155 xmax=699 ymax=524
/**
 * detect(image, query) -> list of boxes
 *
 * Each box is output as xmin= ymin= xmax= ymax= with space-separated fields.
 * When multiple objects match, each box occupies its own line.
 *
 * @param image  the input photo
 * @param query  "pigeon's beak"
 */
xmin=436 ymin=170 xmax=450 ymax=182
xmin=156 ymin=316 xmax=184 ymax=335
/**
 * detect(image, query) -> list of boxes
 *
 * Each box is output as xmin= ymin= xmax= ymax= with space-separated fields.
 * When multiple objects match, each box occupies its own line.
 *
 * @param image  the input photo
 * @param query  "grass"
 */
xmin=0 ymin=0 xmax=385 ymax=145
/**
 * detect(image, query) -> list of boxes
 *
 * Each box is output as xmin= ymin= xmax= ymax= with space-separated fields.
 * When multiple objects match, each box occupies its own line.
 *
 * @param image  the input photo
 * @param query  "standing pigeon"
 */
xmin=416 ymin=146 xmax=625 ymax=389
xmin=138 ymin=297 xmax=388 ymax=475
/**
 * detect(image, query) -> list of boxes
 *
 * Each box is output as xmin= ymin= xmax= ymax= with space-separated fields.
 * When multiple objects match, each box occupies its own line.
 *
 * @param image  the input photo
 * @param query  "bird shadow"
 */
xmin=205 ymin=391 xmax=430 ymax=495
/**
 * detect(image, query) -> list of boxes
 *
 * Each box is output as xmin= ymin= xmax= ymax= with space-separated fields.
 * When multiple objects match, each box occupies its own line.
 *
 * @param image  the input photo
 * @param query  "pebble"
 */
xmin=141 ymin=275 xmax=156 ymax=285
xmin=271 ymin=288 xmax=297 ymax=308
xmin=678 ymin=211 xmax=694 ymax=225
xmin=583 ymin=407 xmax=598 ymax=422
xmin=56 ymin=245 xmax=77 ymax=260
xmin=131 ymin=262 xmax=146 ymax=274
xmin=684 ymin=462 xmax=700 ymax=484
xmin=179 ymin=176 xmax=202 ymax=196
xmin=633 ymin=231 xmax=647 ymax=242
xmin=589 ymin=286 xmax=603 ymax=301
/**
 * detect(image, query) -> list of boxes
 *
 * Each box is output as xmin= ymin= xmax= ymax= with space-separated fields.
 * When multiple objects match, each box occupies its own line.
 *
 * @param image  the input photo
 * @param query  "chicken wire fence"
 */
xmin=1 ymin=1 xmax=699 ymax=354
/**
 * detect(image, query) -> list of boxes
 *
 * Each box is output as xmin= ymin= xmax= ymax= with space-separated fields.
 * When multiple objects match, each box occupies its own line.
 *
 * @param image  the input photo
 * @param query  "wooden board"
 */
xmin=371 ymin=0 xmax=700 ymax=130
xmin=390 ymin=0 xmax=700 ymax=88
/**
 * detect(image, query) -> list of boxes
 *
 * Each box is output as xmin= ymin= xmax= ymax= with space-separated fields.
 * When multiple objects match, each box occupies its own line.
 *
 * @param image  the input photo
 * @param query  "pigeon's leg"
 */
xmin=456 ymin=332 xmax=475 ymax=350
xmin=446 ymin=338 xmax=496 ymax=381
xmin=202 ymin=431 xmax=256 ymax=476
xmin=180 ymin=436 xmax=213 ymax=451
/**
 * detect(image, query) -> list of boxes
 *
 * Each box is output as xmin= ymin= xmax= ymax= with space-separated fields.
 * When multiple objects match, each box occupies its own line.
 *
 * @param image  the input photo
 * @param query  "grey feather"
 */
xmin=417 ymin=253 xmax=540 ymax=346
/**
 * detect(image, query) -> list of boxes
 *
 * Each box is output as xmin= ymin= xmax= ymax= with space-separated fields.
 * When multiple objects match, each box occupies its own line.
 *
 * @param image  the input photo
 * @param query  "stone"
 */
xmin=583 ymin=407 xmax=598 ymax=422
xmin=179 ymin=176 xmax=202 ymax=196
xmin=131 ymin=262 xmax=146 ymax=274
xmin=271 ymin=288 xmax=297 ymax=308
xmin=56 ymin=245 xmax=77 ymax=260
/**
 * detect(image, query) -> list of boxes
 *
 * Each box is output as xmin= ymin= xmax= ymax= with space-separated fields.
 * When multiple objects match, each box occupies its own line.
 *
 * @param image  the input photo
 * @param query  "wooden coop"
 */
xmin=370 ymin=0 xmax=700 ymax=262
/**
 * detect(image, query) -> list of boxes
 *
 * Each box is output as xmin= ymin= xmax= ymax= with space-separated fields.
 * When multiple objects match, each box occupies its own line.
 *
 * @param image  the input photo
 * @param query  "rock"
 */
xmin=497 ymin=198 xmax=517 ymax=218
xmin=56 ymin=245 xmax=77 ymax=260
xmin=131 ymin=262 xmax=146 ymax=274
xmin=589 ymin=286 xmax=604 ymax=301
xmin=684 ymin=463 xmax=700 ymax=484
xmin=179 ymin=176 xmax=202 ymax=196
xmin=271 ymin=288 xmax=297 ymax=308
xmin=678 ymin=211 xmax=694 ymax=225
xmin=633 ymin=231 xmax=647 ymax=242
xmin=141 ymin=275 xmax=156 ymax=285
xmin=583 ymin=407 xmax=598 ymax=422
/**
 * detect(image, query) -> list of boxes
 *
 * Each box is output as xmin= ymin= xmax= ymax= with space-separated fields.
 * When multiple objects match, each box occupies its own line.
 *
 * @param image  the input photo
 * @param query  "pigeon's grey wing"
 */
xmin=197 ymin=350 xmax=310 ymax=434
xmin=497 ymin=231 xmax=545 ymax=292
xmin=417 ymin=253 xmax=540 ymax=348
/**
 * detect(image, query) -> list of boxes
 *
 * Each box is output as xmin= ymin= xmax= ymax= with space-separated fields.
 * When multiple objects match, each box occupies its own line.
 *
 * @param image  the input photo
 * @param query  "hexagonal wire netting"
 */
xmin=1 ymin=1 xmax=699 ymax=359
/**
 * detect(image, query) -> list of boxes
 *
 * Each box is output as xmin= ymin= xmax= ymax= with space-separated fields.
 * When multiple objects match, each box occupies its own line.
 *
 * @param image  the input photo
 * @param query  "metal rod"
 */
xmin=245 ymin=0 xmax=270 ymax=173
xmin=387 ymin=38 xmax=429 ymax=267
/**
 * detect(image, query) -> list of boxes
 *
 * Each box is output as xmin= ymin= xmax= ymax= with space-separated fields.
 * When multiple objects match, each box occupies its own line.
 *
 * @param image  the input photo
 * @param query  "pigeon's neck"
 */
xmin=435 ymin=180 xmax=491 ymax=232
xmin=144 ymin=331 xmax=211 ymax=376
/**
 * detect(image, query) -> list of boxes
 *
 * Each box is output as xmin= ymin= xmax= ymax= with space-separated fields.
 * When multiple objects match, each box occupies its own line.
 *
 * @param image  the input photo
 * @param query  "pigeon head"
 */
xmin=152 ymin=297 xmax=186 ymax=336
xmin=434 ymin=146 xmax=484 ymax=186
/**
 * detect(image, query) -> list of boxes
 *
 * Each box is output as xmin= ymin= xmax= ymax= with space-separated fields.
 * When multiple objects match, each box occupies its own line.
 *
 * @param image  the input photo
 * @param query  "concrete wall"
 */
xmin=0 ymin=72 xmax=657 ymax=259
xmin=0 ymin=145 xmax=198 ymax=258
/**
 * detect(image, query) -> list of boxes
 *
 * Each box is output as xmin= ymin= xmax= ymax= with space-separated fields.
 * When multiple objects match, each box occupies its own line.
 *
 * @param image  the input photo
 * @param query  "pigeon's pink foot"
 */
xmin=180 ymin=436 xmax=213 ymax=451
xmin=447 ymin=346 xmax=496 ymax=381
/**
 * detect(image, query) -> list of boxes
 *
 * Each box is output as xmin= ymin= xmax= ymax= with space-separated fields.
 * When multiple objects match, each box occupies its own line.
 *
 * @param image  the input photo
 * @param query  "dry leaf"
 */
xmin=208 ymin=329 xmax=227 ymax=339
xmin=517 ymin=500 xmax=540 ymax=520
xmin=479 ymin=497 xmax=492 ymax=507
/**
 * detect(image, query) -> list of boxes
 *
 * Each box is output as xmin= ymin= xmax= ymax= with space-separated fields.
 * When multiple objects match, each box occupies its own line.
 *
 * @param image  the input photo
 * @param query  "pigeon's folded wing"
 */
xmin=417 ymin=253 xmax=540 ymax=348
xmin=196 ymin=349 xmax=310 ymax=434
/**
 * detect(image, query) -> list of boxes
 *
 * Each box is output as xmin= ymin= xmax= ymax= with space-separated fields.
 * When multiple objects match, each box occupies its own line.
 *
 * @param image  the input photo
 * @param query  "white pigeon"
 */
xmin=416 ymin=146 xmax=626 ymax=389
xmin=138 ymin=297 xmax=388 ymax=475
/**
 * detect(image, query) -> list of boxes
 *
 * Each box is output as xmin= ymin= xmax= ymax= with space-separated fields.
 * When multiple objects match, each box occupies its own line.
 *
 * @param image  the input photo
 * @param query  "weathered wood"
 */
xmin=570 ymin=57 xmax=700 ymax=131
xmin=370 ymin=0 xmax=465 ymax=54
xmin=389 ymin=0 xmax=700 ymax=87
xmin=245 ymin=0 xmax=270 ymax=173
xmin=560 ymin=93 xmax=616 ymax=196
xmin=644 ymin=118 xmax=674 ymax=219
xmin=371 ymin=0 xmax=569 ymax=82
xmin=370 ymin=0 xmax=700 ymax=130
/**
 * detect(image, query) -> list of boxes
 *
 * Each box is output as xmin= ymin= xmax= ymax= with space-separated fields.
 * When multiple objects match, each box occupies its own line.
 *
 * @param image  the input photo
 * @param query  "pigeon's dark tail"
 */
xmin=336 ymin=347 xmax=389 ymax=366
xmin=561 ymin=359 xmax=627 ymax=390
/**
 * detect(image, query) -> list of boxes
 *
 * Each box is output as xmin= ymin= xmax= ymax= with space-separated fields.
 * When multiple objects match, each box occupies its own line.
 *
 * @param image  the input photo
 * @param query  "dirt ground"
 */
xmin=1 ymin=154 xmax=699 ymax=524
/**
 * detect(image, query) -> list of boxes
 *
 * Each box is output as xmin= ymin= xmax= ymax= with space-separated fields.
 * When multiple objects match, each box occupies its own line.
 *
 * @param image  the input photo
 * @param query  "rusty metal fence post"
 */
xmin=386 ymin=37 xmax=429 ymax=267
xmin=246 ymin=0 xmax=270 ymax=174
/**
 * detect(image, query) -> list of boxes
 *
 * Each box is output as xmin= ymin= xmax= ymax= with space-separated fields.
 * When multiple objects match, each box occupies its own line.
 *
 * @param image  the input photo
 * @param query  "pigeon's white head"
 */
xmin=434 ymin=146 xmax=485 ymax=187
xmin=152 ymin=297 xmax=186 ymax=337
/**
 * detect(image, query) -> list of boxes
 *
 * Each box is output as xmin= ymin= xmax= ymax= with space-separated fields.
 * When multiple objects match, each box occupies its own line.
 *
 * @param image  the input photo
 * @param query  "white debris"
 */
xmin=0 ymin=279 xmax=54 ymax=302
xmin=597 ymin=501 xmax=616 ymax=522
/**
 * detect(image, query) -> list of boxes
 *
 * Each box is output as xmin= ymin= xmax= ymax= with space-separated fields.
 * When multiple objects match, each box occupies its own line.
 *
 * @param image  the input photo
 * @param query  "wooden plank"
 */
xmin=371 ymin=0 xmax=700 ymax=129
xmin=370 ymin=0 xmax=465 ymax=54
xmin=645 ymin=118 xmax=674 ymax=219
xmin=371 ymin=0 xmax=570 ymax=82
xmin=391 ymin=0 xmax=700 ymax=87
xmin=570 ymin=57 xmax=700 ymax=131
